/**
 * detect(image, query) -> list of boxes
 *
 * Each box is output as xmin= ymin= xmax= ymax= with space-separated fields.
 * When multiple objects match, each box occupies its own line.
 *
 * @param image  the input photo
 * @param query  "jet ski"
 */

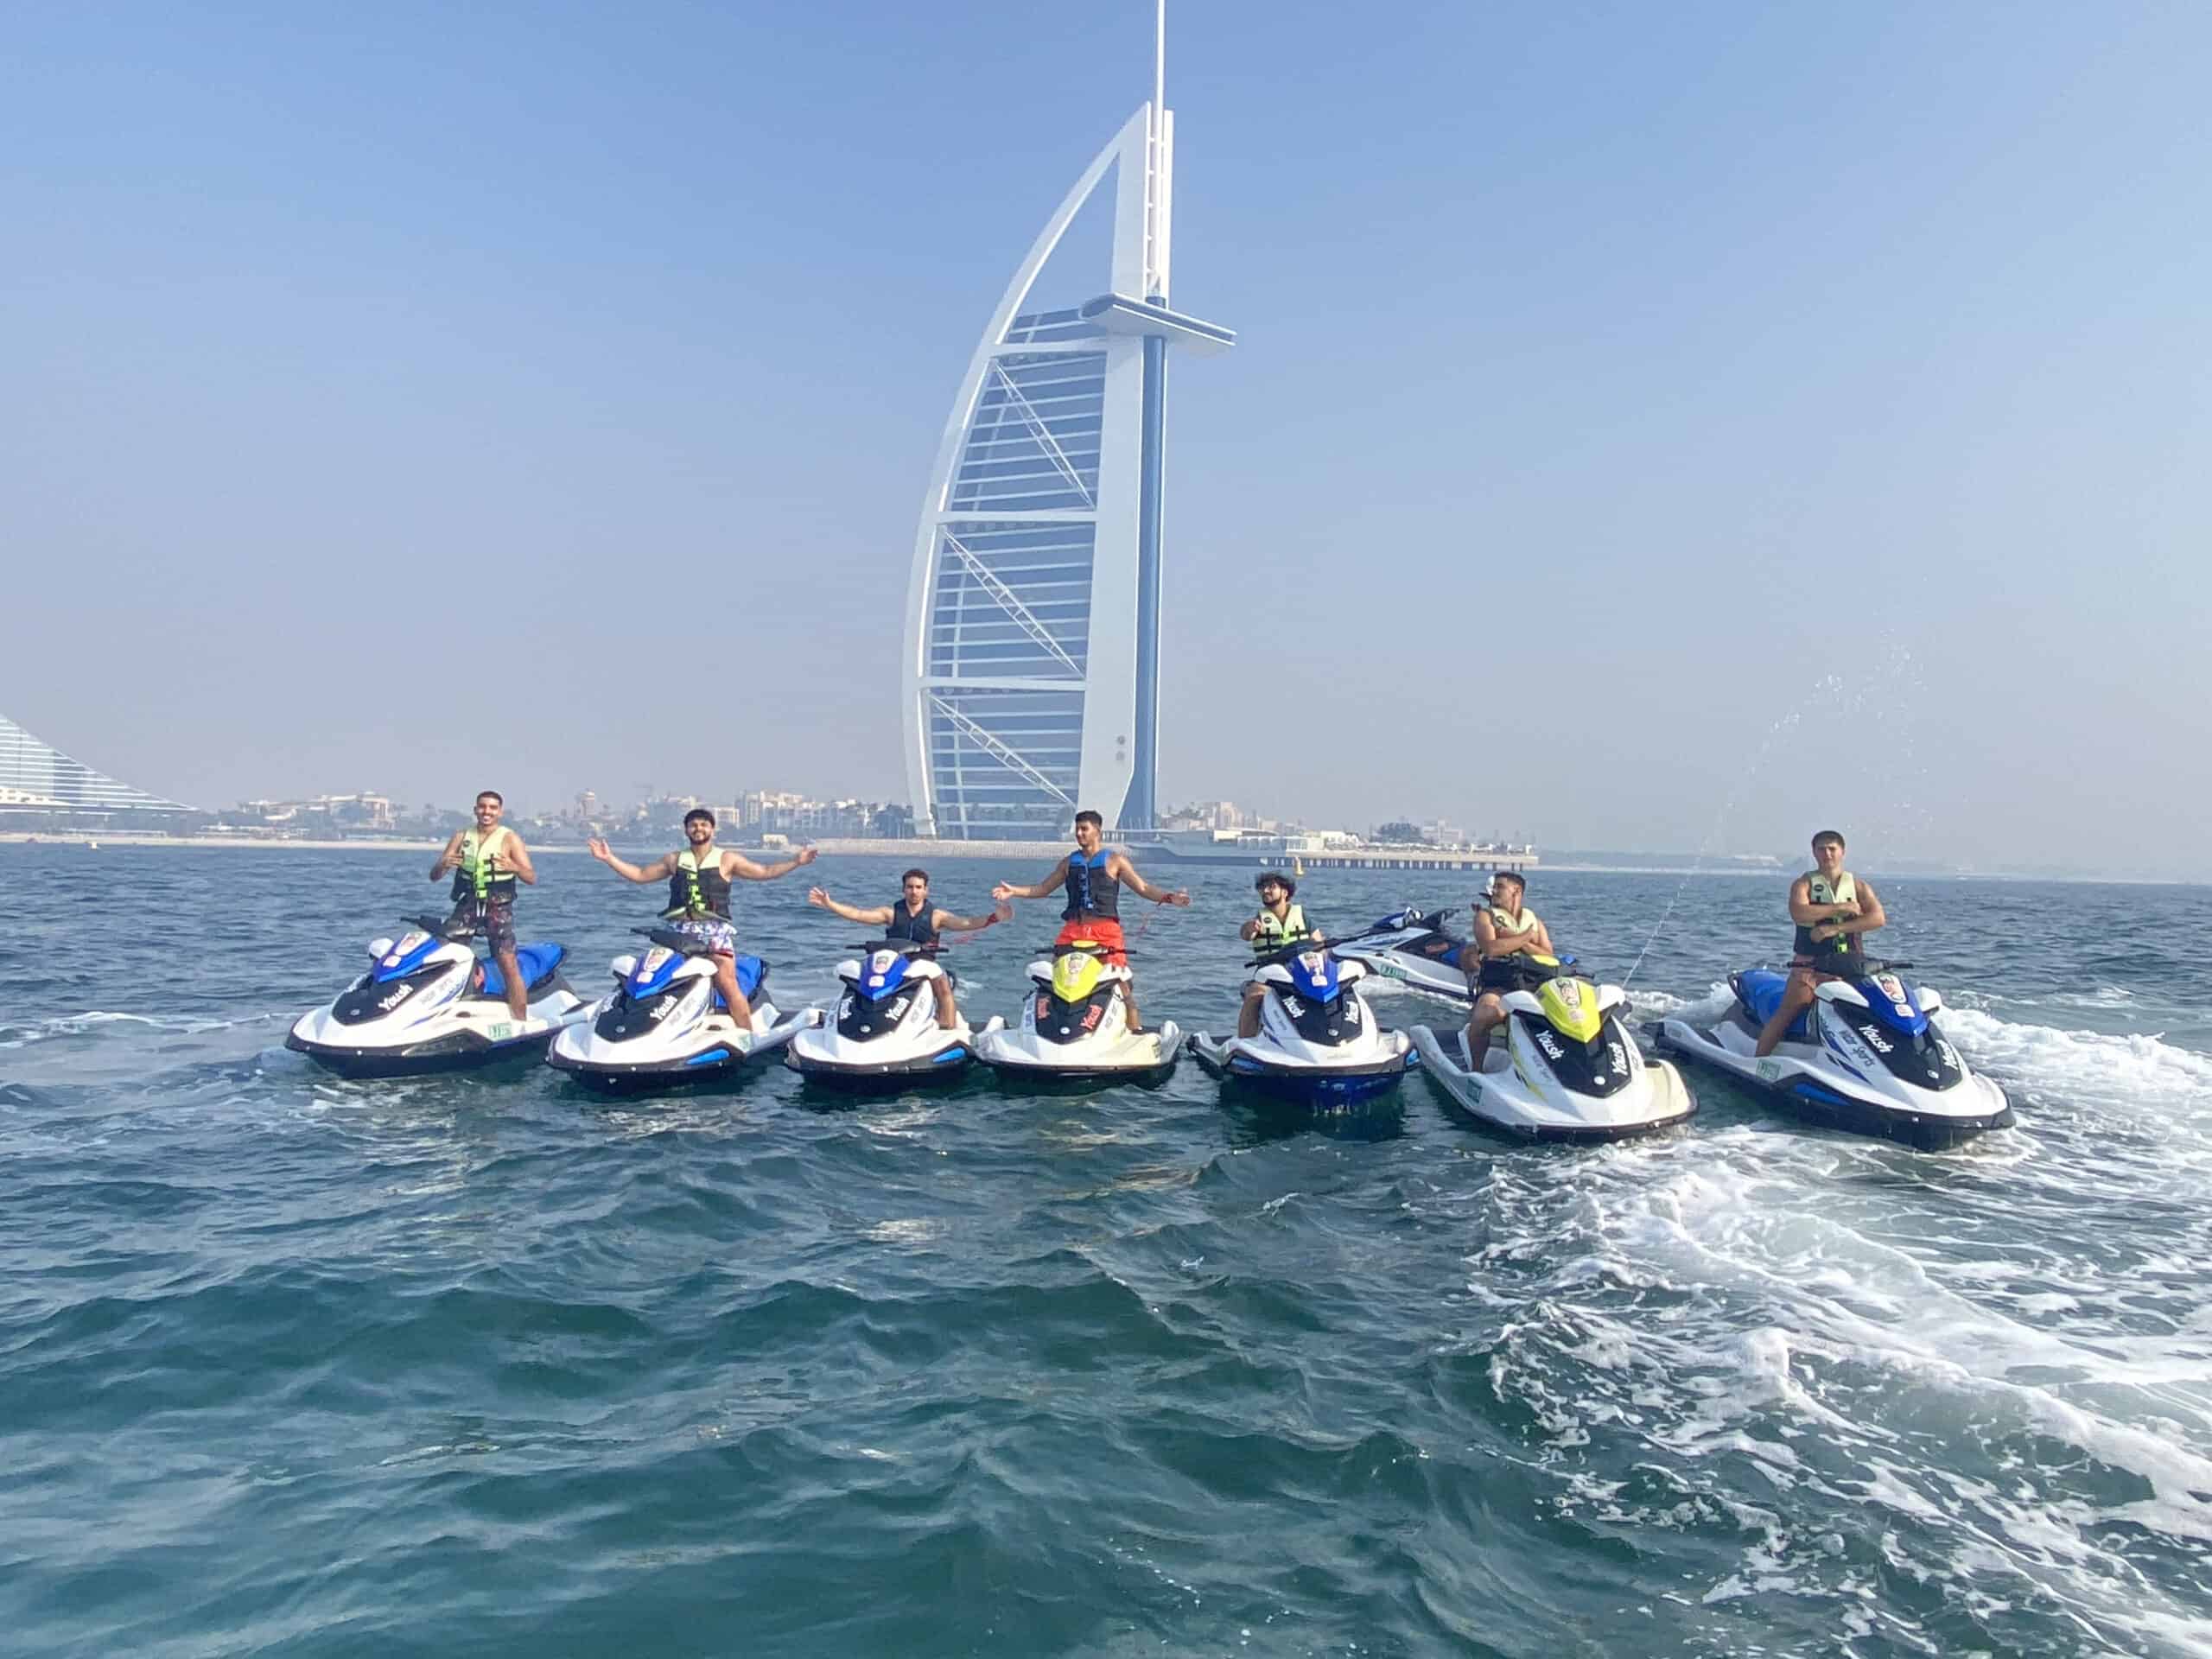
xmin=1408 ymin=955 xmax=1695 ymax=1141
xmin=1326 ymin=906 xmax=1476 ymax=1004
xmin=785 ymin=939 xmax=1001 ymax=1090
xmin=1654 ymin=959 xmax=2013 ymax=1150
xmin=286 ymin=912 xmax=589 ymax=1078
xmin=1192 ymin=942 xmax=1412 ymax=1108
xmin=545 ymin=925 xmax=817 ymax=1092
xmin=974 ymin=940 xmax=1184 ymax=1084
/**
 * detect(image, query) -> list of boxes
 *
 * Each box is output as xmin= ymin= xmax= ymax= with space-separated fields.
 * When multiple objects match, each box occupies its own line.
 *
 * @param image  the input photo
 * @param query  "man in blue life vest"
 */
xmin=430 ymin=790 xmax=537 ymax=1023
xmin=992 ymin=809 xmax=1192 ymax=1033
xmin=1462 ymin=871 xmax=1557 ymax=1070
xmin=806 ymin=869 xmax=1011 ymax=1029
xmin=585 ymin=809 xmax=817 ymax=1033
xmin=1754 ymin=829 xmax=1888 ymax=1056
xmin=1236 ymin=871 xmax=1324 ymax=1038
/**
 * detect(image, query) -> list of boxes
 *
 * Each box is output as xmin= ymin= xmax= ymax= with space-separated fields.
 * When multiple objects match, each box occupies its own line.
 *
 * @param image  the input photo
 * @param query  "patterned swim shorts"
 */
xmin=670 ymin=917 xmax=739 ymax=957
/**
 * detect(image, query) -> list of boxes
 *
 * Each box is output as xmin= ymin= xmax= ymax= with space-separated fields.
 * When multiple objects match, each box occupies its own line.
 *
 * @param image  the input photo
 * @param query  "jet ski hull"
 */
xmin=1656 ymin=1007 xmax=2012 ymax=1151
xmin=785 ymin=1017 xmax=1001 ymax=1091
xmin=1191 ymin=1033 xmax=1410 ymax=1107
xmin=285 ymin=1014 xmax=575 ymax=1079
xmin=1410 ymin=1023 xmax=1694 ymax=1142
xmin=287 ymin=937 xmax=589 ymax=1080
xmin=976 ymin=1020 xmax=1185 ymax=1085
xmin=546 ymin=1003 xmax=815 ymax=1093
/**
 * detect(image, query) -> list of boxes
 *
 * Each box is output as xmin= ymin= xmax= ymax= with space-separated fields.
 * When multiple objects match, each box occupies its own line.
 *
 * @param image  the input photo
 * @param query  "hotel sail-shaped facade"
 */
xmin=0 ymin=715 xmax=195 ymax=815
xmin=900 ymin=100 xmax=1231 ymax=840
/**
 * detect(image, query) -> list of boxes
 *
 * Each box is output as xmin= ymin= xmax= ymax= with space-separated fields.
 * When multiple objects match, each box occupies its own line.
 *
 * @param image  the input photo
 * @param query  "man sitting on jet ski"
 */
xmin=583 ymin=809 xmax=817 ymax=1033
xmin=806 ymin=869 xmax=1011 ymax=1029
xmin=1463 ymin=871 xmax=1558 ymax=1070
xmin=1236 ymin=872 xmax=1325 ymax=1038
xmin=992 ymin=809 xmax=1191 ymax=1034
xmin=1753 ymin=829 xmax=1888 ymax=1057
xmin=429 ymin=790 xmax=537 ymax=1023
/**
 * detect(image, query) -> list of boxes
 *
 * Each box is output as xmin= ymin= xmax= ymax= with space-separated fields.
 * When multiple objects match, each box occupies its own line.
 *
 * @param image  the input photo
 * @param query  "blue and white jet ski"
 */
xmin=1326 ymin=906 xmax=1475 ymax=1003
xmin=1655 ymin=959 xmax=2013 ymax=1150
xmin=287 ymin=913 xmax=589 ymax=1078
xmin=1409 ymin=956 xmax=1695 ymax=1141
xmin=545 ymin=926 xmax=817 ymax=1092
xmin=785 ymin=940 xmax=1000 ymax=1090
xmin=1192 ymin=943 xmax=1412 ymax=1108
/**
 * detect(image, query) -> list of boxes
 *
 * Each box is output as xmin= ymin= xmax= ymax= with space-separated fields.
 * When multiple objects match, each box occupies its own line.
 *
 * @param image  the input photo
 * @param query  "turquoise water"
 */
xmin=3 ymin=847 xmax=2209 ymax=1656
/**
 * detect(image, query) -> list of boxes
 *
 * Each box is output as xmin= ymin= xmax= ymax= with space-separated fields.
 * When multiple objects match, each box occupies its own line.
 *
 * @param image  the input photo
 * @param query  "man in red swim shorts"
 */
xmin=993 ymin=809 xmax=1191 ymax=1033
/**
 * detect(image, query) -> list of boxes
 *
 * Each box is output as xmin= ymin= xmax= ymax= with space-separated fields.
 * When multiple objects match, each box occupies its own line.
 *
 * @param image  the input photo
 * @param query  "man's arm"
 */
xmin=588 ymin=838 xmax=674 ymax=884
xmin=727 ymin=846 xmax=818 ymax=881
xmin=1479 ymin=912 xmax=1536 ymax=958
xmin=1107 ymin=854 xmax=1190 ymax=907
xmin=429 ymin=830 xmax=466 ymax=881
xmin=502 ymin=832 xmax=537 ymax=887
xmin=993 ymin=857 xmax=1070 ymax=903
xmin=1786 ymin=877 xmax=1859 ymax=926
xmin=1813 ymin=881 xmax=1886 ymax=944
xmin=810 ymin=889 xmax=893 ymax=925
xmin=931 ymin=903 xmax=1010 ymax=935
xmin=1530 ymin=919 xmax=1555 ymax=957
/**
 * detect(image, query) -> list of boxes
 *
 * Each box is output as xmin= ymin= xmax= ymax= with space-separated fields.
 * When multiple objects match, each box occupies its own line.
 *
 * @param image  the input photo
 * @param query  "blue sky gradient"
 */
xmin=4 ymin=3 xmax=2204 ymax=873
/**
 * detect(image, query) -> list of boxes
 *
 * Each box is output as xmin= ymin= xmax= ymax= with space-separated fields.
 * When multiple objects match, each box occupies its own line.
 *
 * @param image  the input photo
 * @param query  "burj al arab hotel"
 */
xmin=899 ymin=21 xmax=1233 ymax=840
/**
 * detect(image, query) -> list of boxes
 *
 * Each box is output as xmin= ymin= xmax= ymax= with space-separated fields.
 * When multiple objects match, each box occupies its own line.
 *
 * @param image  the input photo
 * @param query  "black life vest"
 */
xmin=1062 ymin=848 xmax=1120 ymax=921
xmin=664 ymin=849 xmax=733 ymax=918
xmin=449 ymin=826 xmax=518 ymax=906
xmin=1793 ymin=871 xmax=1859 ymax=963
xmin=884 ymin=897 xmax=940 ymax=949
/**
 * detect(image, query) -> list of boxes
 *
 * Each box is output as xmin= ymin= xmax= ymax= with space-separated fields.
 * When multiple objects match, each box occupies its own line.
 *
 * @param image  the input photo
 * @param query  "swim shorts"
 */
xmin=1054 ymin=918 xmax=1126 ymax=965
xmin=671 ymin=917 xmax=739 ymax=958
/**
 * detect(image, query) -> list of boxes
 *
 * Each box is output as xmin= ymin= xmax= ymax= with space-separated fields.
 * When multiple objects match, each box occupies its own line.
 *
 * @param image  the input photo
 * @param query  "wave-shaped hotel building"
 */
xmin=900 ymin=42 xmax=1232 ymax=842
xmin=0 ymin=715 xmax=194 ymax=818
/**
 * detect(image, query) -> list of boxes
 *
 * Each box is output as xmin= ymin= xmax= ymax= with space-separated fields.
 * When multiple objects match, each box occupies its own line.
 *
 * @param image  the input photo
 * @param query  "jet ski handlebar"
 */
xmin=850 ymin=939 xmax=939 ymax=957
xmin=410 ymin=912 xmax=479 ymax=942
xmin=1244 ymin=938 xmax=1335 ymax=969
xmin=631 ymin=925 xmax=728 ymax=958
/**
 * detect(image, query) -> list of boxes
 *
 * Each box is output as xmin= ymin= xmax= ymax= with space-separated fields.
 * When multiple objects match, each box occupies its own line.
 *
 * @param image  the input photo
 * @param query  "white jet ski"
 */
xmin=1327 ymin=906 xmax=1477 ymax=1003
xmin=785 ymin=939 xmax=1000 ymax=1089
xmin=1654 ymin=959 xmax=2013 ymax=1150
xmin=1408 ymin=956 xmax=1695 ymax=1141
xmin=545 ymin=925 xmax=817 ymax=1092
xmin=1192 ymin=943 xmax=1411 ymax=1108
xmin=974 ymin=940 xmax=1184 ymax=1085
xmin=287 ymin=912 xmax=590 ymax=1078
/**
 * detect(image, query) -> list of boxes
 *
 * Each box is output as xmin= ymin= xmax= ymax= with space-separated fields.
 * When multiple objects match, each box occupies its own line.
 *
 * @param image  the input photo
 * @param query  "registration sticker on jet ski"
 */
xmin=1874 ymin=973 xmax=1910 ymax=1012
xmin=642 ymin=947 xmax=673 ymax=974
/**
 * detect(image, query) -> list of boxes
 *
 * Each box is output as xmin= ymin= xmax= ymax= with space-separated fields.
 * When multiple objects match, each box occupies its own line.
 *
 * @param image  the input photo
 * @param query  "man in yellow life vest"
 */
xmin=1463 ymin=870 xmax=1556 ymax=1070
xmin=429 ymin=790 xmax=538 ymax=1023
xmin=585 ymin=809 xmax=817 ymax=1033
xmin=1754 ymin=829 xmax=1889 ymax=1057
xmin=1236 ymin=872 xmax=1325 ymax=1037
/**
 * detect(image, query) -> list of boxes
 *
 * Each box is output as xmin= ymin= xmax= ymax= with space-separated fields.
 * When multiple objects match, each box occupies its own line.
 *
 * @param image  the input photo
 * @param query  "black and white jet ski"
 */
xmin=1655 ymin=959 xmax=2012 ymax=1150
xmin=974 ymin=940 xmax=1184 ymax=1084
xmin=1326 ymin=906 xmax=1476 ymax=1003
xmin=1192 ymin=943 xmax=1412 ymax=1108
xmin=545 ymin=926 xmax=817 ymax=1091
xmin=286 ymin=913 xmax=589 ymax=1077
xmin=785 ymin=940 xmax=1000 ymax=1089
xmin=1409 ymin=956 xmax=1695 ymax=1141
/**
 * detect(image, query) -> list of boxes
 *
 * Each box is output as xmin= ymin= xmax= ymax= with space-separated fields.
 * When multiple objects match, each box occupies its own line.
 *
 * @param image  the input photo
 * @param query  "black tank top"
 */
xmin=883 ymin=898 xmax=940 ymax=949
xmin=1061 ymin=849 xmax=1120 ymax=921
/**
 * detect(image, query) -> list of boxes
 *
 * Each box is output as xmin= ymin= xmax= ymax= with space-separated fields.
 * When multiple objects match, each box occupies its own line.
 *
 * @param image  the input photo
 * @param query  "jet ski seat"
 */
xmin=708 ymin=956 xmax=768 ymax=1012
xmin=1733 ymin=969 xmax=1815 ymax=1043
xmin=480 ymin=943 xmax=567 ymax=999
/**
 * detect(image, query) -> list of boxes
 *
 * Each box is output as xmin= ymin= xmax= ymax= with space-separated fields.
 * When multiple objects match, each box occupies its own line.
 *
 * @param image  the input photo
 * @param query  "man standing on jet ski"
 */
xmin=992 ymin=809 xmax=1191 ymax=1033
xmin=429 ymin=790 xmax=537 ymax=1024
xmin=1236 ymin=872 xmax=1324 ymax=1039
xmin=805 ymin=870 xmax=1012 ymax=1029
xmin=1462 ymin=871 xmax=1557 ymax=1070
xmin=584 ymin=810 xmax=817 ymax=1033
xmin=1753 ymin=830 xmax=1888 ymax=1057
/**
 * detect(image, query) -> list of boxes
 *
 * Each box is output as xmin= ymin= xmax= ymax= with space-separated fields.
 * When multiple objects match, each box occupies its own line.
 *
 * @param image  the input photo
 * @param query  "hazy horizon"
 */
xmin=6 ymin=3 xmax=2204 ymax=879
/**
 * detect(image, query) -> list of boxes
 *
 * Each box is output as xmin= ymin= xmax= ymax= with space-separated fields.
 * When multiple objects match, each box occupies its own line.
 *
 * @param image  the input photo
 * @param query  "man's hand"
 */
xmin=1811 ymin=922 xmax=1840 ymax=943
xmin=587 ymin=837 xmax=613 ymax=863
xmin=795 ymin=846 xmax=819 ymax=868
xmin=991 ymin=882 xmax=1017 ymax=903
xmin=992 ymin=901 xmax=1014 ymax=924
xmin=807 ymin=887 xmax=830 ymax=909
xmin=1166 ymin=890 xmax=1191 ymax=907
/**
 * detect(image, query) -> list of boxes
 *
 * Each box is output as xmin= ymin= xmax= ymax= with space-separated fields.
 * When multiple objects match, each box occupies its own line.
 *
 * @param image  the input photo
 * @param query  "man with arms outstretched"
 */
xmin=992 ymin=810 xmax=1190 ymax=1033
xmin=807 ymin=869 xmax=1009 ymax=1029
xmin=586 ymin=809 xmax=817 ymax=1033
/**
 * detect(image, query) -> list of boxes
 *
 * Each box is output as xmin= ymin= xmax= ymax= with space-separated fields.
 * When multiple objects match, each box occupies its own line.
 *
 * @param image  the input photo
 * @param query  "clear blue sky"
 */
xmin=5 ymin=2 xmax=2205 ymax=874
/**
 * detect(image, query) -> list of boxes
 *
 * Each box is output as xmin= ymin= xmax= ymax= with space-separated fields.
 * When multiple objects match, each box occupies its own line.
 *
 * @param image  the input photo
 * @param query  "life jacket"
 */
xmin=884 ymin=896 xmax=940 ymax=949
xmin=1061 ymin=848 xmax=1121 ymax=921
xmin=1477 ymin=904 xmax=1541 ymax=988
xmin=450 ymin=825 xmax=518 ymax=905
xmin=664 ymin=848 xmax=733 ymax=919
xmin=1250 ymin=902 xmax=1312 ymax=952
xmin=1793 ymin=870 xmax=1859 ymax=961
xmin=1489 ymin=903 xmax=1540 ymax=939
